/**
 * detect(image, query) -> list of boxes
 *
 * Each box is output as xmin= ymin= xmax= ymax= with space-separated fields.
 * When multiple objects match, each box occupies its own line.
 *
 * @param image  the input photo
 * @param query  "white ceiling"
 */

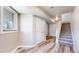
xmin=12 ymin=6 xmax=33 ymax=14
xmin=39 ymin=6 xmax=75 ymax=18
xmin=12 ymin=6 xmax=53 ymax=23
xmin=12 ymin=6 xmax=75 ymax=23
xmin=12 ymin=6 xmax=75 ymax=17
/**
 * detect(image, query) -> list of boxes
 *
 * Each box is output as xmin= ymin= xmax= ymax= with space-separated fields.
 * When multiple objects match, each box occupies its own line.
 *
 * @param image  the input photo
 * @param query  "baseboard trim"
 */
xmin=73 ymin=45 xmax=77 ymax=53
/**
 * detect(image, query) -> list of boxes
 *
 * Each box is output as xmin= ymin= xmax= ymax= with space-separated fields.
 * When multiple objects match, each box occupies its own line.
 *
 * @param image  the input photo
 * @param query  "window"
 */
xmin=0 ymin=6 xmax=18 ymax=33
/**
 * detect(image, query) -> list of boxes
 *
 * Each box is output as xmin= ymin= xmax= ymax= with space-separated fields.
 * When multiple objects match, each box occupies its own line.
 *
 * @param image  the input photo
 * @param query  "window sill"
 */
xmin=0 ymin=31 xmax=18 ymax=34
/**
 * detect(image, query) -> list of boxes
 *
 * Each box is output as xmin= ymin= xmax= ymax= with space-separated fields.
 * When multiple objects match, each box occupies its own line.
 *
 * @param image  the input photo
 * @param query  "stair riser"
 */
xmin=60 ymin=37 xmax=72 ymax=39
xmin=59 ymin=40 xmax=72 ymax=44
xmin=59 ymin=23 xmax=73 ymax=47
xmin=60 ymin=34 xmax=72 ymax=36
xmin=59 ymin=43 xmax=73 ymax=47
xmin=59 ymin=42 xmax=73 ymax=47
xmin=59 ymin=40 xmax=72 ymax=43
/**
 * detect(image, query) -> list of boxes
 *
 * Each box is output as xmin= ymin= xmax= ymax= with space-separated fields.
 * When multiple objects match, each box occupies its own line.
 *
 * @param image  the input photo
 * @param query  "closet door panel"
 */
xmin=35 ymin=17 xmax=47 ymax=43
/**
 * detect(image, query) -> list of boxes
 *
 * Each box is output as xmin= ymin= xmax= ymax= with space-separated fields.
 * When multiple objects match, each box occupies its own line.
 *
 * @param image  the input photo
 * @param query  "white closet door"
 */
xmin=35 ymin=17 xmax=48 ymax=43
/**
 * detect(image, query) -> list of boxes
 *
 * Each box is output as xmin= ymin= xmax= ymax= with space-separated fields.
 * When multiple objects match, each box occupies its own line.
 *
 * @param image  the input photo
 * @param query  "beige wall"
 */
xmin=71 ymin=7 xmax=79 ymax=52
xmin=0 ymin=32 xmax=19 ymax=52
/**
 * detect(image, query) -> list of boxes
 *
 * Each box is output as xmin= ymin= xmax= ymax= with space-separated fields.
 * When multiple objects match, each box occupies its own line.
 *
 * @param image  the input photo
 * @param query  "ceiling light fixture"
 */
xmin=55 ymin=15 xmax=59 ymax=21
xmin=51 ymin=19 xmax=55 ymax=23
xmin=51 ymin=15 xmax=60 ymax=23
xmin=50 ymin=6 xmax=54 ymax=8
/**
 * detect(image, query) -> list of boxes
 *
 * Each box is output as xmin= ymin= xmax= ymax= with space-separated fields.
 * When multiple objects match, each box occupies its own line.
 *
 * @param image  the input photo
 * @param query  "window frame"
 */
xmin=0 ymin=6 xmax=18 ymax=34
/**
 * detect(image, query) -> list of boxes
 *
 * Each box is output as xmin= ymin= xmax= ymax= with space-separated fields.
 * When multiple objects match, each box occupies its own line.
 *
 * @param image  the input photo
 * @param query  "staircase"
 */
xmin=58 ymin=23 xmax=73 ymax=47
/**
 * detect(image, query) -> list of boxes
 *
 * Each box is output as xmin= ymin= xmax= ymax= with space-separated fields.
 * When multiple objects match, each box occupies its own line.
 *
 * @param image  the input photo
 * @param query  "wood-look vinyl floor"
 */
xmin=15 ymin=40 xmax=74 ymax=53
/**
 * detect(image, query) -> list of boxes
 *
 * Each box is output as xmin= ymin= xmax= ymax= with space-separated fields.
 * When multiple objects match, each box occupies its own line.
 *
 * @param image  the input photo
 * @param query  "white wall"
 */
xmin=20 ymin=14 xmax=48 ymax=46
xmin=29 ymin=7 xmax=50 ymax=20
xmin=62 ymin=12 xmax=72 ymax=23
xmin=0 ymin=7 xmax=19 ymax=52
xmin=35 ymin=16 xmax=48 ymax=43
xmin=19 ymin=7 xmax=50 ymax=47
xmin=49 ymin=23 xmax=56 ymax=36
xmin=71 ymin=7 xmax=79 ymax=52
xmin=0 ymin=32 xmax=19 ymax=52
xmin=20 ymin=14 xmax=35 ymax=46
xmin=56 ymin=21 xmax=62 ymax=44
